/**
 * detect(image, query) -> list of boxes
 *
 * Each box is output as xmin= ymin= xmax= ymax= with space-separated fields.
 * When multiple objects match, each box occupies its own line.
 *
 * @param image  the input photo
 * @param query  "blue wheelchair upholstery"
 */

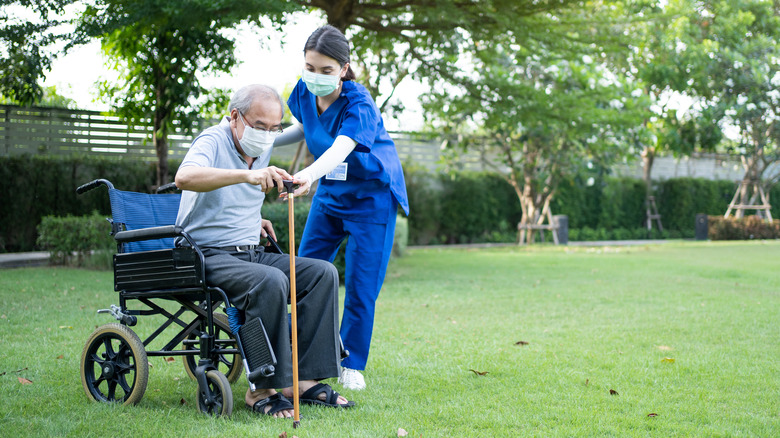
xmin=108 ymin=188 xmax=181 ymax=252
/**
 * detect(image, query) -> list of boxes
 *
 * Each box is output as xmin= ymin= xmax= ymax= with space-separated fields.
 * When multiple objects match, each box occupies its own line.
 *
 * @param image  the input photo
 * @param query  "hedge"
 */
xmin=0 ymin=155 xmax=159 ymax=252
xmin=3 ymin=154 xmax=780 ymax=252
xmin=708 ymin=216 xmax=780 ymax=240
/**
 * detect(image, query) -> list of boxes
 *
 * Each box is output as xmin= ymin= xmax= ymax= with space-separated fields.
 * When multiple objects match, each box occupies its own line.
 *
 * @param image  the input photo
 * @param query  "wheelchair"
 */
xmin=77 ymin=179 xmax=279 ymax=416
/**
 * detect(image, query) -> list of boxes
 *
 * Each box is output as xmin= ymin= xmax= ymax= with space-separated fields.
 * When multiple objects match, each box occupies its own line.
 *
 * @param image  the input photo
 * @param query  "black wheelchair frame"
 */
xmin=77 ymin=179 xmax=277 ymax=416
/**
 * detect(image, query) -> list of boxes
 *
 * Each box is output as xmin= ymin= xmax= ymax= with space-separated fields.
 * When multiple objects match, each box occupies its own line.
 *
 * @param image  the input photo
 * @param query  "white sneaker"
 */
xmin=338 ymin=367 xmax=366 ymax=390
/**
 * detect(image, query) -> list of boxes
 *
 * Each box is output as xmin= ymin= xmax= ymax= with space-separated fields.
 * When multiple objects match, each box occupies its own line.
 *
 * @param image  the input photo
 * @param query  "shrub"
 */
xmin=393 ymin=215 xmax=409 ymax=257
xmin=656 ymin=178 xmax=735 ymax=234
xmin=36 ymin=211 xmax=114 ymax=266
xmin=708 ymin=216 xmax=780 ymax=240
xmin=0 ymin=154 xmax=158 ymax=252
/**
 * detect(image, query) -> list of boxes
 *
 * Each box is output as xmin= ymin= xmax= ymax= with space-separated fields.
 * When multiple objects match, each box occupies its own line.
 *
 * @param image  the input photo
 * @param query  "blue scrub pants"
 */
xmin=298 ymin=204 xmax=397 ymax=371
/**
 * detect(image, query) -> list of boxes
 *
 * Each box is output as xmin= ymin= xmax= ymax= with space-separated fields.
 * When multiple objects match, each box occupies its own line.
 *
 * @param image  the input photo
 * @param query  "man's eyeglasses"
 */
xmin=239 ymin=112 xmax=284 ymax=137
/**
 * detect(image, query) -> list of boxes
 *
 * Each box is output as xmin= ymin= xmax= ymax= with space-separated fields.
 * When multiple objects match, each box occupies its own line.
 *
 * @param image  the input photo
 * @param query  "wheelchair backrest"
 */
xmin=108 ymin=188 xmax=181 ymax=253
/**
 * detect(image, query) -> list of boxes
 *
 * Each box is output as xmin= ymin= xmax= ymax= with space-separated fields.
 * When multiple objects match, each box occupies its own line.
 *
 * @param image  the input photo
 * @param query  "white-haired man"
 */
xmin=175 ymin=84 xmax=353 ymax=418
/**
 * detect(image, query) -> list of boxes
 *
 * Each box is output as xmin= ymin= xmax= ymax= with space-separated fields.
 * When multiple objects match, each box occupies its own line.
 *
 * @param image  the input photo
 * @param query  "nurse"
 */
xmin=275 ymin=25 xmax=409 ymax=391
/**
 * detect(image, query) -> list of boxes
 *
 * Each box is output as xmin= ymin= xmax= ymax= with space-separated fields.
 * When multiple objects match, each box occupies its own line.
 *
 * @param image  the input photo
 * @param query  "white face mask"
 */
xmin=302 ymin=69 xmax=341 ymax=96
xmin=236 ymin=112 xmax=275 ymax=158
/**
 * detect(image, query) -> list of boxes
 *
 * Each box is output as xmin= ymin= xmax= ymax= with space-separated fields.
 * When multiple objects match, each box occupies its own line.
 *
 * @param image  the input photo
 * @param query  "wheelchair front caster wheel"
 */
xmin=196 ymin=370 xmax=233 ymax=416
xmin=80 ymin=323 xmax=149 ymax=405
xmin=183 ymin=312 xmax=243 ymax=384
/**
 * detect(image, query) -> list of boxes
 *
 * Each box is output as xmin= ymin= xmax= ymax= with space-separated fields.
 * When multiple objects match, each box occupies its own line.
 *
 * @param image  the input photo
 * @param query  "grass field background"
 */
xmin=1 ymin=241 xmax=778 ymax=437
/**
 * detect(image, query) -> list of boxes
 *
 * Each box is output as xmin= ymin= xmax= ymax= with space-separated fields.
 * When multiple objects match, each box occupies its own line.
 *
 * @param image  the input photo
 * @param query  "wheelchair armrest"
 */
xmin=114 ymin=225 xmax=183 ymax=243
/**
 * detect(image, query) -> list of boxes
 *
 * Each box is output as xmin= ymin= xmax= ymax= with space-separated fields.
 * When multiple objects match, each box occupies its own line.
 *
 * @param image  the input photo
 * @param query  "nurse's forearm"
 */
xmin=273 ymin=123 xmax=305 ymax=146
xmin=295 ymin=135 xmax=357 ymax=184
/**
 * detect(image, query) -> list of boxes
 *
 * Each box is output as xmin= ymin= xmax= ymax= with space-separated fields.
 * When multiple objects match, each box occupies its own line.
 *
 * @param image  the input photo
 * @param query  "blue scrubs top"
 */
xmin=288 ymin=79 xmax=409 ymax=224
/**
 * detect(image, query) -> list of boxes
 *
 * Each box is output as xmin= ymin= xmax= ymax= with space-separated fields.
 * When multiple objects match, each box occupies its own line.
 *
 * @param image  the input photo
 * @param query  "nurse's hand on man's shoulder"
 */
xmin=246 ymin=166 xmax=292 ymax=194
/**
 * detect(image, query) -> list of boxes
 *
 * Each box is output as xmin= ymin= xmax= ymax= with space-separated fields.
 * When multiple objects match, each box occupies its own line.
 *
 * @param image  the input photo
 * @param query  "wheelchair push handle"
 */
xmin=76 ymin=179 xmax=114 ymax=194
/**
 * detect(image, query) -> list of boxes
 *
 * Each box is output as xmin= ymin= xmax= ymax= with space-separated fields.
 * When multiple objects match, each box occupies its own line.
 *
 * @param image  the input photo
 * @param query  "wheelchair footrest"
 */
xmin=239 ymin=317 xmax=277 ymax=381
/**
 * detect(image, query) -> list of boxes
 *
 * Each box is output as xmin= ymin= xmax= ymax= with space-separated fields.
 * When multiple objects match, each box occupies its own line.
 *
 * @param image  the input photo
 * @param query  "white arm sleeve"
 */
xmin=273 ymin=123 xmax=305 ymax=147
xmin=294 ymin=135 xmax=357 ymax=184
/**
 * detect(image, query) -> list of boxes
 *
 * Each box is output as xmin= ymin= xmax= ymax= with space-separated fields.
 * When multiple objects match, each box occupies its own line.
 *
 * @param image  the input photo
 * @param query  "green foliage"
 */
xmin=0 ymin=154 xmax=158 ymax=252
xmin=596 ymin=177 xmax=648 ymax=230
xmin=402 ymin=168 xmax=753 ymax=244
xmin=708 ymin=216 xmax=780 ymax=240
xmin=73 ymin=0 xmax=302 ymax=185
xmin=392 ymin=215 xmax=408 ymax=257
xmin=656 ymin=178 xmax=736 ymax=234
xmin=402 ymin=164 xmax=442 ymax=245
xmin=437 ymin=171 xmax=521 ymax=244
xmin=36 ymin=211 xmax=114 ymax=266
xmin=0 ymin=1 xmax=74 ymax=105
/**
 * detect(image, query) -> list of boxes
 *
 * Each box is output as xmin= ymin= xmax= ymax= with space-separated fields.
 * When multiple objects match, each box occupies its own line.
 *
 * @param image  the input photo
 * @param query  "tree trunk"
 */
xmin=154 ymin=128 xmax=168 ymax=188
xmin=153 ymin=79 xmax=169 ymax=187
xmin=641 ymin=145 xmax=655 ymax=199
xmin=641 ymin=145 xmax=657 ymax=229
xmin=735 ymin=154 xmax=761 ymax=219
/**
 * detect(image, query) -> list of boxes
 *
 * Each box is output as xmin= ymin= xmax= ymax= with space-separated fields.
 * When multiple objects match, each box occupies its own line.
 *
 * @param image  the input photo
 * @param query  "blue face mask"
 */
xmin=302 ymin=70 xmax=341 ymax=96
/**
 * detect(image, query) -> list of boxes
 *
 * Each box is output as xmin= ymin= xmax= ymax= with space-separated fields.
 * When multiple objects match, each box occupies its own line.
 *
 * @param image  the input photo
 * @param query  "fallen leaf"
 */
xmin=515 ymin=341 xmax=529 ymax=346
xmin=165 ymin=357 xmax=175 ymax=363
xmin=56 ymin=354 xmax=64 ymax=360
xmin=58 ymin=326 xmax=72 ymax=329
xmin=609 ymin=389 xmax=619 ymax=396
xmin=180 ymin=398 xmax=187 ymax=405
xmin=647 ymin=413 xmax=659 ymax=417
xmin=397 ymin=428 xmax=409 ymax=437
xmin=1 ymin=314 xmax=6 ymax=319
xmin=657 ymin=345 xmax=673 ymax=351
xmin=661 ymin=357 xmax=675 ymax=363
xmin=469 ymin=369 xmax=489 ymax=376
xmin=19 ymin=377 xmax=33 ymax=385
xmin=585 ymin=379 xmax=589 ymax=386
xmin=279 ymin=433 xmax=287 ymax=438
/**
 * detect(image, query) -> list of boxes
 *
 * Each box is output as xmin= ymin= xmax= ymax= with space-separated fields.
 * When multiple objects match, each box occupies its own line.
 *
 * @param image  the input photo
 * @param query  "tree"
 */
xmin=681 ymin=0 xmax=780 ymax=219
xmin=0 ymin=0 xmax=74 ymax=105
xmin=405 ymin=1 xmax=648 ymax=242
xmin=293 ymin=3 xmax=647 ymax=241
xmin=425 ymin=40 xmax=645 ymax=242
xmin=74 ymin=0 xmax=300 ymax=186
xmin=296 ymin=1 xmax=594 ymax=113
xmin=626 ymin=0 xmax=723 ymax=229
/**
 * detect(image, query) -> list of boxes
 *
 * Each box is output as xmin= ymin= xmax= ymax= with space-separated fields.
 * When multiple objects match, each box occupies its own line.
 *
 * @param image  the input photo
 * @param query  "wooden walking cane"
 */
xmin=283 ymin=180 xmax=301 ymax=428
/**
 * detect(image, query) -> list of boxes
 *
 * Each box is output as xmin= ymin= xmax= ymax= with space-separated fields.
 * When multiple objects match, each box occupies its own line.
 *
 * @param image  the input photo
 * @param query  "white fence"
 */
xmin=2 ymin=104 xmax=749 ymax=179
xmin=0 ymin=105 xmax=198 ymax=161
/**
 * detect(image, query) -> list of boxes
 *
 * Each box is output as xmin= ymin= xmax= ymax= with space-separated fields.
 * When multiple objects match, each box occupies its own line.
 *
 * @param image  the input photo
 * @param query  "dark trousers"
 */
xmin=202 ymin=247 xmax=340 ymax=389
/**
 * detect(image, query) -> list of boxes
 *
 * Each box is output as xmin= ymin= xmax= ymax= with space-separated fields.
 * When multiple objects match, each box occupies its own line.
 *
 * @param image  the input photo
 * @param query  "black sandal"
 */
xmin=300 ymin=383 xmax=356 ymax=408
xmin=247 ymin=393 xmax=294 ymax=416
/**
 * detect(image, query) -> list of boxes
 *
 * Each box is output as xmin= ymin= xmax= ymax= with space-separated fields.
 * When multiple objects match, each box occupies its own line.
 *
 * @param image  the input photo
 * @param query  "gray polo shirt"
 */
xmin=175 ymin=117 xmax=273 ymax=248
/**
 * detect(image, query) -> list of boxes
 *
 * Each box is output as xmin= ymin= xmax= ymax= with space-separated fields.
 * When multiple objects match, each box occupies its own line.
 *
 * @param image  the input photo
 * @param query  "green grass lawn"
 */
xmin=1 ymin=241 xmax=778 ymax=437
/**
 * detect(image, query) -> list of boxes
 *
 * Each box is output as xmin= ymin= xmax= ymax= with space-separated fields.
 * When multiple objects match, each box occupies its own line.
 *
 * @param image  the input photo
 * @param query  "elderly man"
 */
xmin=175 ymin=84 xmax=353 ymax=418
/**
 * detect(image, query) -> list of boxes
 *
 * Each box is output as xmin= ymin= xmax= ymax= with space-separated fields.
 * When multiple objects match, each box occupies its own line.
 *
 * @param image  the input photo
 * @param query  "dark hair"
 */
xmin=304 ymin=25 xmax=356 ymax=81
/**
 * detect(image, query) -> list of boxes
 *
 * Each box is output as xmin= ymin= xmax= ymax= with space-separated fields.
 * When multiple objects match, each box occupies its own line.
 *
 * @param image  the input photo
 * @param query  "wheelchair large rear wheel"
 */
xmin=81 ymin=323 xmax=149 ymax=405
xmin=196 ymin=370 xmax=233 ymax=416
xmin=183 ymin=312 xmax=243 ymax=383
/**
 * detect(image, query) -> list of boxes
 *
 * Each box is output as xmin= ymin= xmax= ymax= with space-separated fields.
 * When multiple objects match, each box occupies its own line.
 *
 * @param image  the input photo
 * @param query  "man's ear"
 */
xmin=341 ymin=63 xmax=350 ymax=79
